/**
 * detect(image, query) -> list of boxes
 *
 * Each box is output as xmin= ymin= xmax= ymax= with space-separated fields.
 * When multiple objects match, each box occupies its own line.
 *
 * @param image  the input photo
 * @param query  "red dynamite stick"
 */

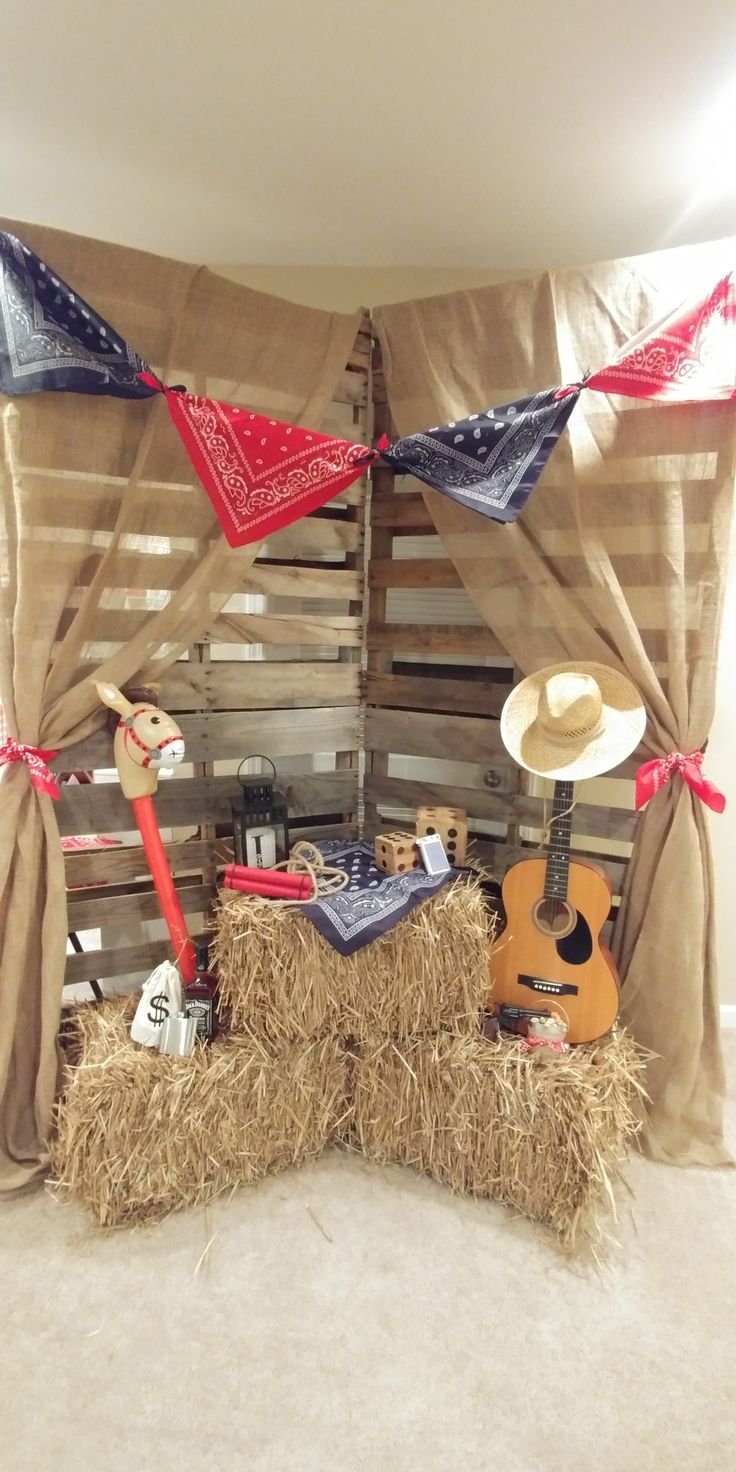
xmin=223 ymin=874 xmax=313 ymax=899
xmin=223 ymin=874 xmax=314 ymax=899
xmin=225 ymin=863 xmax=306 ymax=893
xmin=131 ymin=795 xmax=197 ymax=983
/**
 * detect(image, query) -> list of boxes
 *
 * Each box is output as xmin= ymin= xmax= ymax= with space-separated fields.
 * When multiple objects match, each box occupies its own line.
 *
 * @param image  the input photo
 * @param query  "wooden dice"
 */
xmin=374 ymin=832 xmax=421 ymax=874
xmin=416 ymin=806 xmax=468 ymax=866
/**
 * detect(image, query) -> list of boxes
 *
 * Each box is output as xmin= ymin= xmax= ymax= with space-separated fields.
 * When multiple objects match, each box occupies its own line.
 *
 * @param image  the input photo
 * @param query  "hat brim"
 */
xmin=500 ymin=662 xmax=647 ymax=781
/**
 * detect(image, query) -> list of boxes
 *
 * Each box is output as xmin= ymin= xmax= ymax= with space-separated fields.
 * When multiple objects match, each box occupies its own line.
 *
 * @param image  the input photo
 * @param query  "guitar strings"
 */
xmin=537 ymin=783 xmax=577 ymax=849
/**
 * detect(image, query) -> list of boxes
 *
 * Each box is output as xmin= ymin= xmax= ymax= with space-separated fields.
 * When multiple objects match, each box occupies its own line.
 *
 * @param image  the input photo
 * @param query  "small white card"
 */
xmin=417 ymin=833 xmax=451 ymax=876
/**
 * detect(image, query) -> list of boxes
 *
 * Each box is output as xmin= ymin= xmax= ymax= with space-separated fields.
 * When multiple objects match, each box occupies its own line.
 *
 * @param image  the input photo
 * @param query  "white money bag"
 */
xmin=130 ymin=960 xmax=183 ymax=1047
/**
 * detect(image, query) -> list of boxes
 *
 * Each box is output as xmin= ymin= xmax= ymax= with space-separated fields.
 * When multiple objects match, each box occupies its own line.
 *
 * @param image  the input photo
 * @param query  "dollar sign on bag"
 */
xmin=147 ymin=993 xmax=169 ymax=1025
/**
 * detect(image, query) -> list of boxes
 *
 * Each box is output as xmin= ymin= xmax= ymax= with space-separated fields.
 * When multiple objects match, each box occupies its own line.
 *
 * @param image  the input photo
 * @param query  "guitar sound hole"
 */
xmin=532 ymin=896 xmax=576 ymax=939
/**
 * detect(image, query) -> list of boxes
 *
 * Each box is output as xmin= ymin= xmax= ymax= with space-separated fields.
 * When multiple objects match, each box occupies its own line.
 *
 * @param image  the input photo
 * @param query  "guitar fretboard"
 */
xmin=544 ymin=779 xmax=574 ymax=900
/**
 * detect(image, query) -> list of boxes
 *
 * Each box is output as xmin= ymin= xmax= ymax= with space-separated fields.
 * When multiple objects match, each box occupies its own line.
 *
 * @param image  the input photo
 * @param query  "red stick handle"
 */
xmin=131 ymin=795 xmax=197 ymax=983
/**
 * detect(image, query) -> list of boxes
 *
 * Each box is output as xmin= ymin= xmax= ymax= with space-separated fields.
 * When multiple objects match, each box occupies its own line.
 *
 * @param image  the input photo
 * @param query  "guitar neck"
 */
xmin=544 ymin=779 xmax=574 ymax=900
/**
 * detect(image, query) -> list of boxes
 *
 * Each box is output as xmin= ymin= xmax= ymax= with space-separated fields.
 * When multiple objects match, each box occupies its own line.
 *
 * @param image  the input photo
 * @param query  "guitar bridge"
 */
xmin=518 ymin=974 xmax=579 ymax=997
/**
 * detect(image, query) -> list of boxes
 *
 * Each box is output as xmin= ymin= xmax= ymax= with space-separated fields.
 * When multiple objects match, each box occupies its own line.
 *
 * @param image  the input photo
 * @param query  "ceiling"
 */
xmin=3 ymin=0 xmax=736 ymax=269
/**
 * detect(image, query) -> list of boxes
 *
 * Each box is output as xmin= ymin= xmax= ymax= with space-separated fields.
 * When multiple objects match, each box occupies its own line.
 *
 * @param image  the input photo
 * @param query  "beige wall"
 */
xmin=220 ymin=264 xmax=736 ymax=1008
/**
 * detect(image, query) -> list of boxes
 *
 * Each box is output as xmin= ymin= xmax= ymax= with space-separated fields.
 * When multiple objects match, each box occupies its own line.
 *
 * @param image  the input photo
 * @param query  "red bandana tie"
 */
xmin=586 ymin=272 xmax=736 ymax=402
xmin=635 ymin=750 xmax=725 ymax=813
xmin=160 ymin=387 xmax=375 ymax=547
xmin=0 ymin=738 xmax=61 ymax=798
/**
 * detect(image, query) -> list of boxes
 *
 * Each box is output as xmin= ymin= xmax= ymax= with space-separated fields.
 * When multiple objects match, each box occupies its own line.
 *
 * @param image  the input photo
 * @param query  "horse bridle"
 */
xmin=118 ymin=704 xmax=178 ymax=768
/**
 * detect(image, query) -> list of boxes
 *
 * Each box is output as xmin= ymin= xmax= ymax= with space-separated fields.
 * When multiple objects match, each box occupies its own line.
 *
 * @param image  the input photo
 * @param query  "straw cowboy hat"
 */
xmin=500 ymin=663 xmax=646 ymax=781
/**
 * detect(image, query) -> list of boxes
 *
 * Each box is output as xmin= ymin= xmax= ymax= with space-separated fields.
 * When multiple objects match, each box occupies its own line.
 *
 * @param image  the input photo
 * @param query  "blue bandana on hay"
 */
xmin=302 ymin=839 xmax=452 ymax=955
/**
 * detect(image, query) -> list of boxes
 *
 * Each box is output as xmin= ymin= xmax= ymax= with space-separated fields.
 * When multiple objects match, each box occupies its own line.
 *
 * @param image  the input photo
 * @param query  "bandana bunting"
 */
xmin=1 ymin=230 xmax=735 ymax=538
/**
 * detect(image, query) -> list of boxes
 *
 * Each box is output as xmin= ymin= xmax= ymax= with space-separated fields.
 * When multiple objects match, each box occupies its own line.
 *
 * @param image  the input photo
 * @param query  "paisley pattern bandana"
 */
xmin=585 ymin=272 xmax=736 ymax=402
xmin=635 ymin=750 xmax=726 ymax=813
xmin=161 ymin=386 xmax=375 ymax=546
xmin=0 ymin=738 xmax=60 ymax=798
xmin=302 ymin=839 xmax=452 ymax=955
xmin=377 ymin=387 xmax=580 ymax=523
xmin=0 ymin=231 xmax=156 ymax=398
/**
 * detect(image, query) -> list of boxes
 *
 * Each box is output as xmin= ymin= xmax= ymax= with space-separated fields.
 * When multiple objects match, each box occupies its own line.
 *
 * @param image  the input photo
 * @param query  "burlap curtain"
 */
xmin=0 ymin=219 xmax=361 ymax=1191
xmin=374 ymin=238 xmax=736 ymax=1165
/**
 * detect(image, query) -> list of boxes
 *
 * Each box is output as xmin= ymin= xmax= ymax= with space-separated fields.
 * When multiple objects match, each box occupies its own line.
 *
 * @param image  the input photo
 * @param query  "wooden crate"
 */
xmin=62 ymin=320 xmax=371 ymax=988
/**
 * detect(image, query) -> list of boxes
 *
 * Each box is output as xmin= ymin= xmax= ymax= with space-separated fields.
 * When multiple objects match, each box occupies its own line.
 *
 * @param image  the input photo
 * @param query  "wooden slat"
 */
xmin=65 ymin=936 xmax=206 ymax=986
xmin=237 ymin=563 xmax=363 ymax=601
xmin=371 ymin=552 xmax=709 ymax=591
xmin=371 ymin=483 xmax=717 ymax=533
xmin=369 ymin=558 xmax=461 ymax=589
xmin=367 ymin=623 xmax=505 ymax=657
xmin=365 ymin=671 xmax=511 ymax=718
xmin=74 ymin=532 xmax=362 ymax=591
xmin=56 ymin=771 xmax=359 ymax=836
xmin=265 ymin=516 xmax=362 ymax=556
xmin=467 ymin=837 xmax=629 ymax=894
xmin=330 ymin=482 xmax=366 ymax=507
xmin=65 ymin=838 xmax=213 ymax=889
xmin=365 ymin=775 xmax=638 ymax=844
xmin=365 ymin=384 xmax=397 ymax=830
xmin=68 ymin=882 xmax=212 ymax=931
xmin=371 ymin=491 xmax=433 ymax=531
xmin=212 ymin=611 xmax=363 ymax=648
xmin=333 ymin=366 xmax=368 ymax=408
xmin=55 ymin=706 xmax=361 ymax=771
xmin=58 ymin=609 xmax=364 ymax=648
xmin=364 ymin=706 xmax=507 ymax=764
xmin=160 ymin=661 xmax=360 ymax=711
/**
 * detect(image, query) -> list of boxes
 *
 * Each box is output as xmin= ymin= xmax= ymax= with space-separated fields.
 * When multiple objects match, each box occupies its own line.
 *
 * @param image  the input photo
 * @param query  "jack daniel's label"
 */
xmin=183 ymin=997 xmax=214 ymax=1038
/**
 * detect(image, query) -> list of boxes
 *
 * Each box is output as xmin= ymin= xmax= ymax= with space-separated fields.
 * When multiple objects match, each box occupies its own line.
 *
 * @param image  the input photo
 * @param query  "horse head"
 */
xmin=95 ymin=681 xmax=185 ymax=800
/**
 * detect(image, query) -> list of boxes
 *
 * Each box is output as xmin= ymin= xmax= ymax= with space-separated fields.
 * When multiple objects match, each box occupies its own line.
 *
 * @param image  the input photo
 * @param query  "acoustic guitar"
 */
xmin=489 ymin=780 xmax=620 ymax=1044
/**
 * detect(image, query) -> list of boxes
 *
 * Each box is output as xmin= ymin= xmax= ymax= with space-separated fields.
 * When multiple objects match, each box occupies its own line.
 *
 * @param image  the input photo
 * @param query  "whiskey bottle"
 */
xmin=183 ymin=944 xmax=218 ymax=1042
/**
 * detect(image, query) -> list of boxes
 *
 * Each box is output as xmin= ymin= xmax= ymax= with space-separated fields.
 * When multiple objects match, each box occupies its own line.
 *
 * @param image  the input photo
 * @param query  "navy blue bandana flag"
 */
xmin=0 ymin=232 xmax=156 ymax=399
xmin=377 ymin=387 xmax=580 ymax=523
xmin=302 ymin=839 xmax=453 ymax=955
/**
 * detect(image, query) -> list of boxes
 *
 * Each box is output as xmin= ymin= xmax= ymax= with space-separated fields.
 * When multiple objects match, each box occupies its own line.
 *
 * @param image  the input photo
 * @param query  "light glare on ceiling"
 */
xmin=691 ymin=80 xmax=736 ymax=205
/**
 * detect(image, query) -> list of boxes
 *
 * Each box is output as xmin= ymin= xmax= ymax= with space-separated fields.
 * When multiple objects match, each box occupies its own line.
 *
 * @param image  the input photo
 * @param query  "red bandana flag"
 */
xmin=635 ymin=750 xmax=725 ymax=813
xmin=586 ymin=272 xmax=736 ymax=402
xmin=161 ymin=387 xmax=375 ymax=547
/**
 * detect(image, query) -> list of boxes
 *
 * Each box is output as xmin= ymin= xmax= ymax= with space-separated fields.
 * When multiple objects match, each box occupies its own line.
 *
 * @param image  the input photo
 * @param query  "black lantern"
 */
xmin=231 ymin=755 xmax=289 ymax=868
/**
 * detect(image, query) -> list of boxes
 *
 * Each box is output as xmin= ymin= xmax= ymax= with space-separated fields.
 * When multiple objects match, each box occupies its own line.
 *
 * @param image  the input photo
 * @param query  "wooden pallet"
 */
xmin=62 ymin=320 xmax=371 ymax=988
xmin=363 ymin=343 xmax=643 ymax=923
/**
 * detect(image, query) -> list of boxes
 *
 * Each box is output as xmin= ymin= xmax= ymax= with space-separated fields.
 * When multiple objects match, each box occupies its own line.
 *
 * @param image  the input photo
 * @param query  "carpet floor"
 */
xmin=3 ymin=1037 xmax=736 ymax=1472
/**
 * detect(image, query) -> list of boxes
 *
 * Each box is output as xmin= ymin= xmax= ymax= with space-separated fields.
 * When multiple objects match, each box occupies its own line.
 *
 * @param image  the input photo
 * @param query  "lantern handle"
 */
xmin=236 ymin=754 xmax=277 ymax=788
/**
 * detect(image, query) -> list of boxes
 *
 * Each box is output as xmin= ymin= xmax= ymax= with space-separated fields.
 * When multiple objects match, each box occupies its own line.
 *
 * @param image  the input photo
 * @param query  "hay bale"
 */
xmin=212 ymin=877 xmax=492 ymax=1043
xmin=345 ymin=1031 xmax=648 ymax=1251
xmin=51 ymin=1001 xmax=346 ymax=1227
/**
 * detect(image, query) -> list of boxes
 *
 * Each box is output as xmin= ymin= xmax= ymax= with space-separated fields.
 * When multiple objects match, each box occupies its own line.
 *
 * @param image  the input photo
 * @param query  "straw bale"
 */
xmin=345 ymin=1030 xmax=648 ymax=1251
xmin=51 ymin=1001 xmax=346 ymax=1227
xmin=212 ymin=877 xmax=492 ymax=1043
